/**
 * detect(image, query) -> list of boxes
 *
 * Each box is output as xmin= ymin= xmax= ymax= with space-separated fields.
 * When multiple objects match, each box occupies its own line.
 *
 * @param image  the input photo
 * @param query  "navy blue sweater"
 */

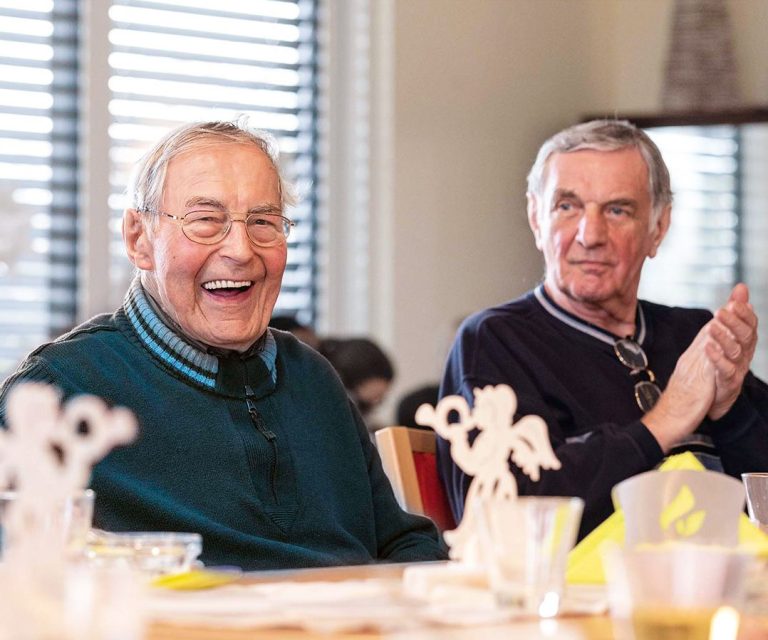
xmin=438 ymin=286 xmax=768 ymax=540
xmin=1 ymin=283 xmax=446 ymax=569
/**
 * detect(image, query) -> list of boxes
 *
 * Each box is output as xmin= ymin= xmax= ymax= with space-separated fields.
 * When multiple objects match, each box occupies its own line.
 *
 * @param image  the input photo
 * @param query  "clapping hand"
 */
xmin=641 ymin=283 xmax=757 ymax=451
xmin=705 ymin=283 xmax=757 ymax=420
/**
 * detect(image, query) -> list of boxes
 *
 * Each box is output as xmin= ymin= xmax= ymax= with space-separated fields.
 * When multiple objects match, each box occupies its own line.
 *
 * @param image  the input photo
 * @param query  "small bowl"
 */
xmin=86 ymin=531 xmax=203 ymax=576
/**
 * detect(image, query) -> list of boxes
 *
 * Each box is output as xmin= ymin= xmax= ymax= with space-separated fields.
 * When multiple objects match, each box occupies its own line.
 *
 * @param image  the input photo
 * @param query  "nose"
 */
xmin=219 ymin=219 xmax=254 ymax=261
xmin=575 ymin=205 xmax=607 ymax=248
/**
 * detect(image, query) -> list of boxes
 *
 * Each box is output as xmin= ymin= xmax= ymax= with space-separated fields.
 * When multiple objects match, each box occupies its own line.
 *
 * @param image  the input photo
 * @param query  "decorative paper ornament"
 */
xmin=416 ymin=384 xmax=560 ymax=561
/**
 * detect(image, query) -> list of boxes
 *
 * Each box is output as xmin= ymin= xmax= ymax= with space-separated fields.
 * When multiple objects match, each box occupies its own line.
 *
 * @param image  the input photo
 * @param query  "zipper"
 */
xmin=244 ymin=384 xmax=279 ymax=503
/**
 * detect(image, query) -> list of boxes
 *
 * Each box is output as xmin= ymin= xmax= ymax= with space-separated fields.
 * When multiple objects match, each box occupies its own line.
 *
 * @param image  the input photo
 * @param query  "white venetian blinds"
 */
xmin=0 ymin=0 xmax=319 ymax=379
xmin=639 ymin=121 xmax=768 ymax=378
xmin=639 ymin=125 xmax=741 ymax=310
xmin=0 ymin=0 xmax=79 ymax=376
xmin=106 ymin=0 xmax=318 ymax=321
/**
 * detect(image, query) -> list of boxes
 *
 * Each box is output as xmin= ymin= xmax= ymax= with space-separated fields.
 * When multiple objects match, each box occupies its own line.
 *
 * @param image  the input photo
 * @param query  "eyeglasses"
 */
xmin=613 ymin=337 xmax=661 ymax=412
xmin=147 ymin=209 xmax=294 ymax=247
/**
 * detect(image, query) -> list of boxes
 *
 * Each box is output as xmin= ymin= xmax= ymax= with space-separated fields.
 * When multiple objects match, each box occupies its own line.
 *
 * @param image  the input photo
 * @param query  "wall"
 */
xmin=603 ymin=0 xmax=768 ymax=111
xmin=371 ymin=0 xmax=768 ymax=421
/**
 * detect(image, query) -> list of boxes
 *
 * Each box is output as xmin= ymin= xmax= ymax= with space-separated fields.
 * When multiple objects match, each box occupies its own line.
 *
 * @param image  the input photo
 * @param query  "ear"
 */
xmin=526 ymin=193 xmax=544 ymax=251
xmin=122 ymin=208 xmax=155 ymax=270
xmin=647 ymin=204 xmax=671 ymax=258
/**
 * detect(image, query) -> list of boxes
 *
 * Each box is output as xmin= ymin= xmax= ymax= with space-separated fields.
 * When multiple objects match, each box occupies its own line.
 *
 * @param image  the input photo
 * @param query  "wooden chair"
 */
xmin=375 ymin=426 xmax=456 ymax=531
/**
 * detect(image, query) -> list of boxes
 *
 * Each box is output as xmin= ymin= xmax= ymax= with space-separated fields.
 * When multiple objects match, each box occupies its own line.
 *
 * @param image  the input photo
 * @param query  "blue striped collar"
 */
xmin=533 ymin=284 xmax=646 ymax=347
xmin=123 ymin=278 xmax=277 ymax=389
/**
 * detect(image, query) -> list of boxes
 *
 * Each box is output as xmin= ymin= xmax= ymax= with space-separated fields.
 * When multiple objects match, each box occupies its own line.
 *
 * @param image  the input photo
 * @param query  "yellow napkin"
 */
xmin=152 ymin=568 xmax=242 ymax=590
xmin=565 ymin=452 xmax=768 ymax=584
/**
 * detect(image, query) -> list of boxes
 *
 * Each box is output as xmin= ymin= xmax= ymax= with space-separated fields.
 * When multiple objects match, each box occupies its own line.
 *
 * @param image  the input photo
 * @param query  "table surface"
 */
xmin=143 ymin=563 xmax=768 ymax=640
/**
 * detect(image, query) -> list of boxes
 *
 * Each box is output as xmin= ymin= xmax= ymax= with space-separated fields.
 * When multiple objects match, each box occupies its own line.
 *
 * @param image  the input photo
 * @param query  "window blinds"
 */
xmin=639 ymin=125 xmax=741 ymax=311
xmin=106 ymin=0 xmax=318 ymax=323
xmin=0 ymin=0 xmax=319 ymax=378
xmin=639 ymin=122 xmax=768 ymax=379
xmin=0 ymin=0 xmax=79 ymax=376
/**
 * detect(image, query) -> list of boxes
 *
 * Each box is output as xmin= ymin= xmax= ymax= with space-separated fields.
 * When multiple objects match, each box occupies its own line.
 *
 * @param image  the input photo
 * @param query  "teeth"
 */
xmin=203 ymin=280 xmax=252 ymax=290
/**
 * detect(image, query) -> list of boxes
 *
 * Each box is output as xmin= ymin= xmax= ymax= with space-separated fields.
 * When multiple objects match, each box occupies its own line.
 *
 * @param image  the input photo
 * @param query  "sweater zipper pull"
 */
xmin=245 ymin=385 xmax=277 ymax=442
xmin=244 ymin=385 xmax=279 ymax=503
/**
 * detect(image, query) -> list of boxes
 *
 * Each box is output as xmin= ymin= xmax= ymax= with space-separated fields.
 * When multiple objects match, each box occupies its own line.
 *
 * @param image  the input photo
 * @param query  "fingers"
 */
xmin=707 ymin=320 xmax=743 ymax=363
xmin=729 ymin=282 xmax=750 ymax=305
xmin=703 ymin=285 xmax=757 ymax=420
xmin=707 ymin=284 xmax=757 ymax=368
xmin=704 ymin=339 xmax=738 ymax=381
xmin=721 ymin=283 xmax=757 ymax=331
xmin=712 ymin=307 xmax=757 ymax=364
xmin=715 ymin=300 xmax=757 ymax=337
xmin=644 ymin=346 xmax=714 ymax=452
xmin=705 ymin=337 xmax=742 ymax=421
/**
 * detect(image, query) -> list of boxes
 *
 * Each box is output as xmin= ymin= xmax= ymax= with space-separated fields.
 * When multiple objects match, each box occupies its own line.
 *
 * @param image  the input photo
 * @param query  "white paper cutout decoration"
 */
xmin=0 ymin=382 xmax=137 ymax=565
xmin=0 ymin=382 xmax=141 ymax=640
xmin=415 ymin=384 xmax=561 ymax=561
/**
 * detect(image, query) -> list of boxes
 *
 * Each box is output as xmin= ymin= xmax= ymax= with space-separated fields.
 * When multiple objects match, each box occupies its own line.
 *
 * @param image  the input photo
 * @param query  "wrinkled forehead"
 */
xmin=540 ymin=147 xmax=651 ymax=198
xmin=166 ymin=139 xmax=276 ymax=175
xmin=162 ymin=141 xmax=281 ymax=201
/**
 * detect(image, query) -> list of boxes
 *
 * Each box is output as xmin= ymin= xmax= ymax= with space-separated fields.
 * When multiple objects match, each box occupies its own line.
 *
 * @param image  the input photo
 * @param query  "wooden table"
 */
xmin=145 ymin=563 xmax=768 ymax=640
xmin=143 ymin=563 xmax=608 ymax=640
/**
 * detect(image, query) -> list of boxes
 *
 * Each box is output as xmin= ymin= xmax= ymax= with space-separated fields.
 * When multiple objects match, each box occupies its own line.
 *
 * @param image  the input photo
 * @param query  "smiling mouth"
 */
xmin=572 ymin=260 xmax=611 ymax=269
xmin=202 ymin=279 xmax=254 ymax=295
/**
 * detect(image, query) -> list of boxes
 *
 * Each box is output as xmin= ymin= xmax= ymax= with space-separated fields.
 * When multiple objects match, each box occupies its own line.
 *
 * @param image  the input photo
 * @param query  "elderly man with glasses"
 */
xmin=0 ymin=120 xmax=446 ymax=569
xmin=438 ymin=119 xmax=768 ymax=540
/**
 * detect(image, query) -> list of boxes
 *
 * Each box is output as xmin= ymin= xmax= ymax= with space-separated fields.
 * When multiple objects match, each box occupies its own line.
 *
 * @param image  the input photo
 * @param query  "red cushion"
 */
xmin=412 ymin=451 xmax=456 ymax=531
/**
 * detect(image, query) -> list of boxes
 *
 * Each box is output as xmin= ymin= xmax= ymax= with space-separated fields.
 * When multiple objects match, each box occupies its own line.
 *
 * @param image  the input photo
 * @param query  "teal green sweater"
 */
xmin=0 ymin=282 xmax=446 ymax=569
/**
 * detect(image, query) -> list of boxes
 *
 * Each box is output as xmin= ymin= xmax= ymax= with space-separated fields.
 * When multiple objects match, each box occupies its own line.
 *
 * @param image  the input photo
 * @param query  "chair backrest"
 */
xmin=375 ymin=426 xmax=456 ymax=531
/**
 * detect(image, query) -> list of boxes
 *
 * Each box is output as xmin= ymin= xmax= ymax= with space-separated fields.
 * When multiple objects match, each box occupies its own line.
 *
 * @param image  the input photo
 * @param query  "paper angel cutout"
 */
xmin=0 ymin=383 xmax=139 ymax=640
xmin=415 ymin=384 xmax=560 ymax=561
xmin=0 ymin=382 xmax=136 ymax=564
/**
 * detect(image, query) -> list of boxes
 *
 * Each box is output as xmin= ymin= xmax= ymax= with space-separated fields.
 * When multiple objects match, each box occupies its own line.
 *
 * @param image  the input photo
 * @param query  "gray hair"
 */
xmin=526 ymin=119 xmax=672 ymax=225
xmin=127 ymin=119 xmax=297 ymax=217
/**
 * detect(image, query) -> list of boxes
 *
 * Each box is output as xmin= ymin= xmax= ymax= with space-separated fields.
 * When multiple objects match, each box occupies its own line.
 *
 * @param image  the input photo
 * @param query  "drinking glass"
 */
xmin=0 ymin=489 xmax=94 ymax=559
xmin=475 ymin=496 xmax=584 ymax=618
xmin=604 ymin=543 xmax=751 ymax=640
xmin=742 ymin=472 xmax=768 ymax=533
xmin=613 ymin=469 xmax=744 ymax=546
xmin=85 ymin=531 xmax=203 ymax=577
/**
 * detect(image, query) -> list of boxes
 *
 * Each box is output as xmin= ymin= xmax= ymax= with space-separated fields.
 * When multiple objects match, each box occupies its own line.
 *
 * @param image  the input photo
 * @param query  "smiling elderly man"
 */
xmin=0 ymin=120 xmax=446 ymax=569
xmin=438 ymin=119 xmax=768 ymax=540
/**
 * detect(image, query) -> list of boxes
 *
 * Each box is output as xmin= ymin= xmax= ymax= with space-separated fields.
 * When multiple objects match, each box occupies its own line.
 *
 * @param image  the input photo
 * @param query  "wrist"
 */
xmin=641 ymin=397 xmax=701 ymax=454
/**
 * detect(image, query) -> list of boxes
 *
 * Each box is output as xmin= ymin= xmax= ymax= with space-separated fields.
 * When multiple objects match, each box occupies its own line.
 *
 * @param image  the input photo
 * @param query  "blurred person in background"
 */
xmin=395 ymin=384 xmax=440 ymax=430
xmin=268 ymin=315 xmax=320 ymax=350
xmin=319 ymin=337 xmax=395 ymax=433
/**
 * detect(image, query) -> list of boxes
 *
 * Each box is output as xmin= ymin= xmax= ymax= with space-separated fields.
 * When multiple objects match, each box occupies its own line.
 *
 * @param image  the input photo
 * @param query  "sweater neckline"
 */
xmin=123 ymin=278 xmax=277 ymax=390
xmin=533 ymin=284 xmax=647 ymax=347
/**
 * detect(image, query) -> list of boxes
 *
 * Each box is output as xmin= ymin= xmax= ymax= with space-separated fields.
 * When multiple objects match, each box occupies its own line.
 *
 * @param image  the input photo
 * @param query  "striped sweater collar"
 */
xmin=123 ymin=278 xmax=277 ymax=389
xmin=533 ymin=284 xmax=647 ymax=347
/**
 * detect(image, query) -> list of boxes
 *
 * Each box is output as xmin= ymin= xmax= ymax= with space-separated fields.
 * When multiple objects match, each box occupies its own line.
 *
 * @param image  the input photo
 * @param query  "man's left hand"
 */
xmin=706 ymin=283 xmax=758 ymax=420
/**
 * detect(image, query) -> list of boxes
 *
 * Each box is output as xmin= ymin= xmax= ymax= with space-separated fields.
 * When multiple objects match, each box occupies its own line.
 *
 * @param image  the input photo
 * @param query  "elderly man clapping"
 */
xmin=438 ymin=119 xmax=768 ymax=540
